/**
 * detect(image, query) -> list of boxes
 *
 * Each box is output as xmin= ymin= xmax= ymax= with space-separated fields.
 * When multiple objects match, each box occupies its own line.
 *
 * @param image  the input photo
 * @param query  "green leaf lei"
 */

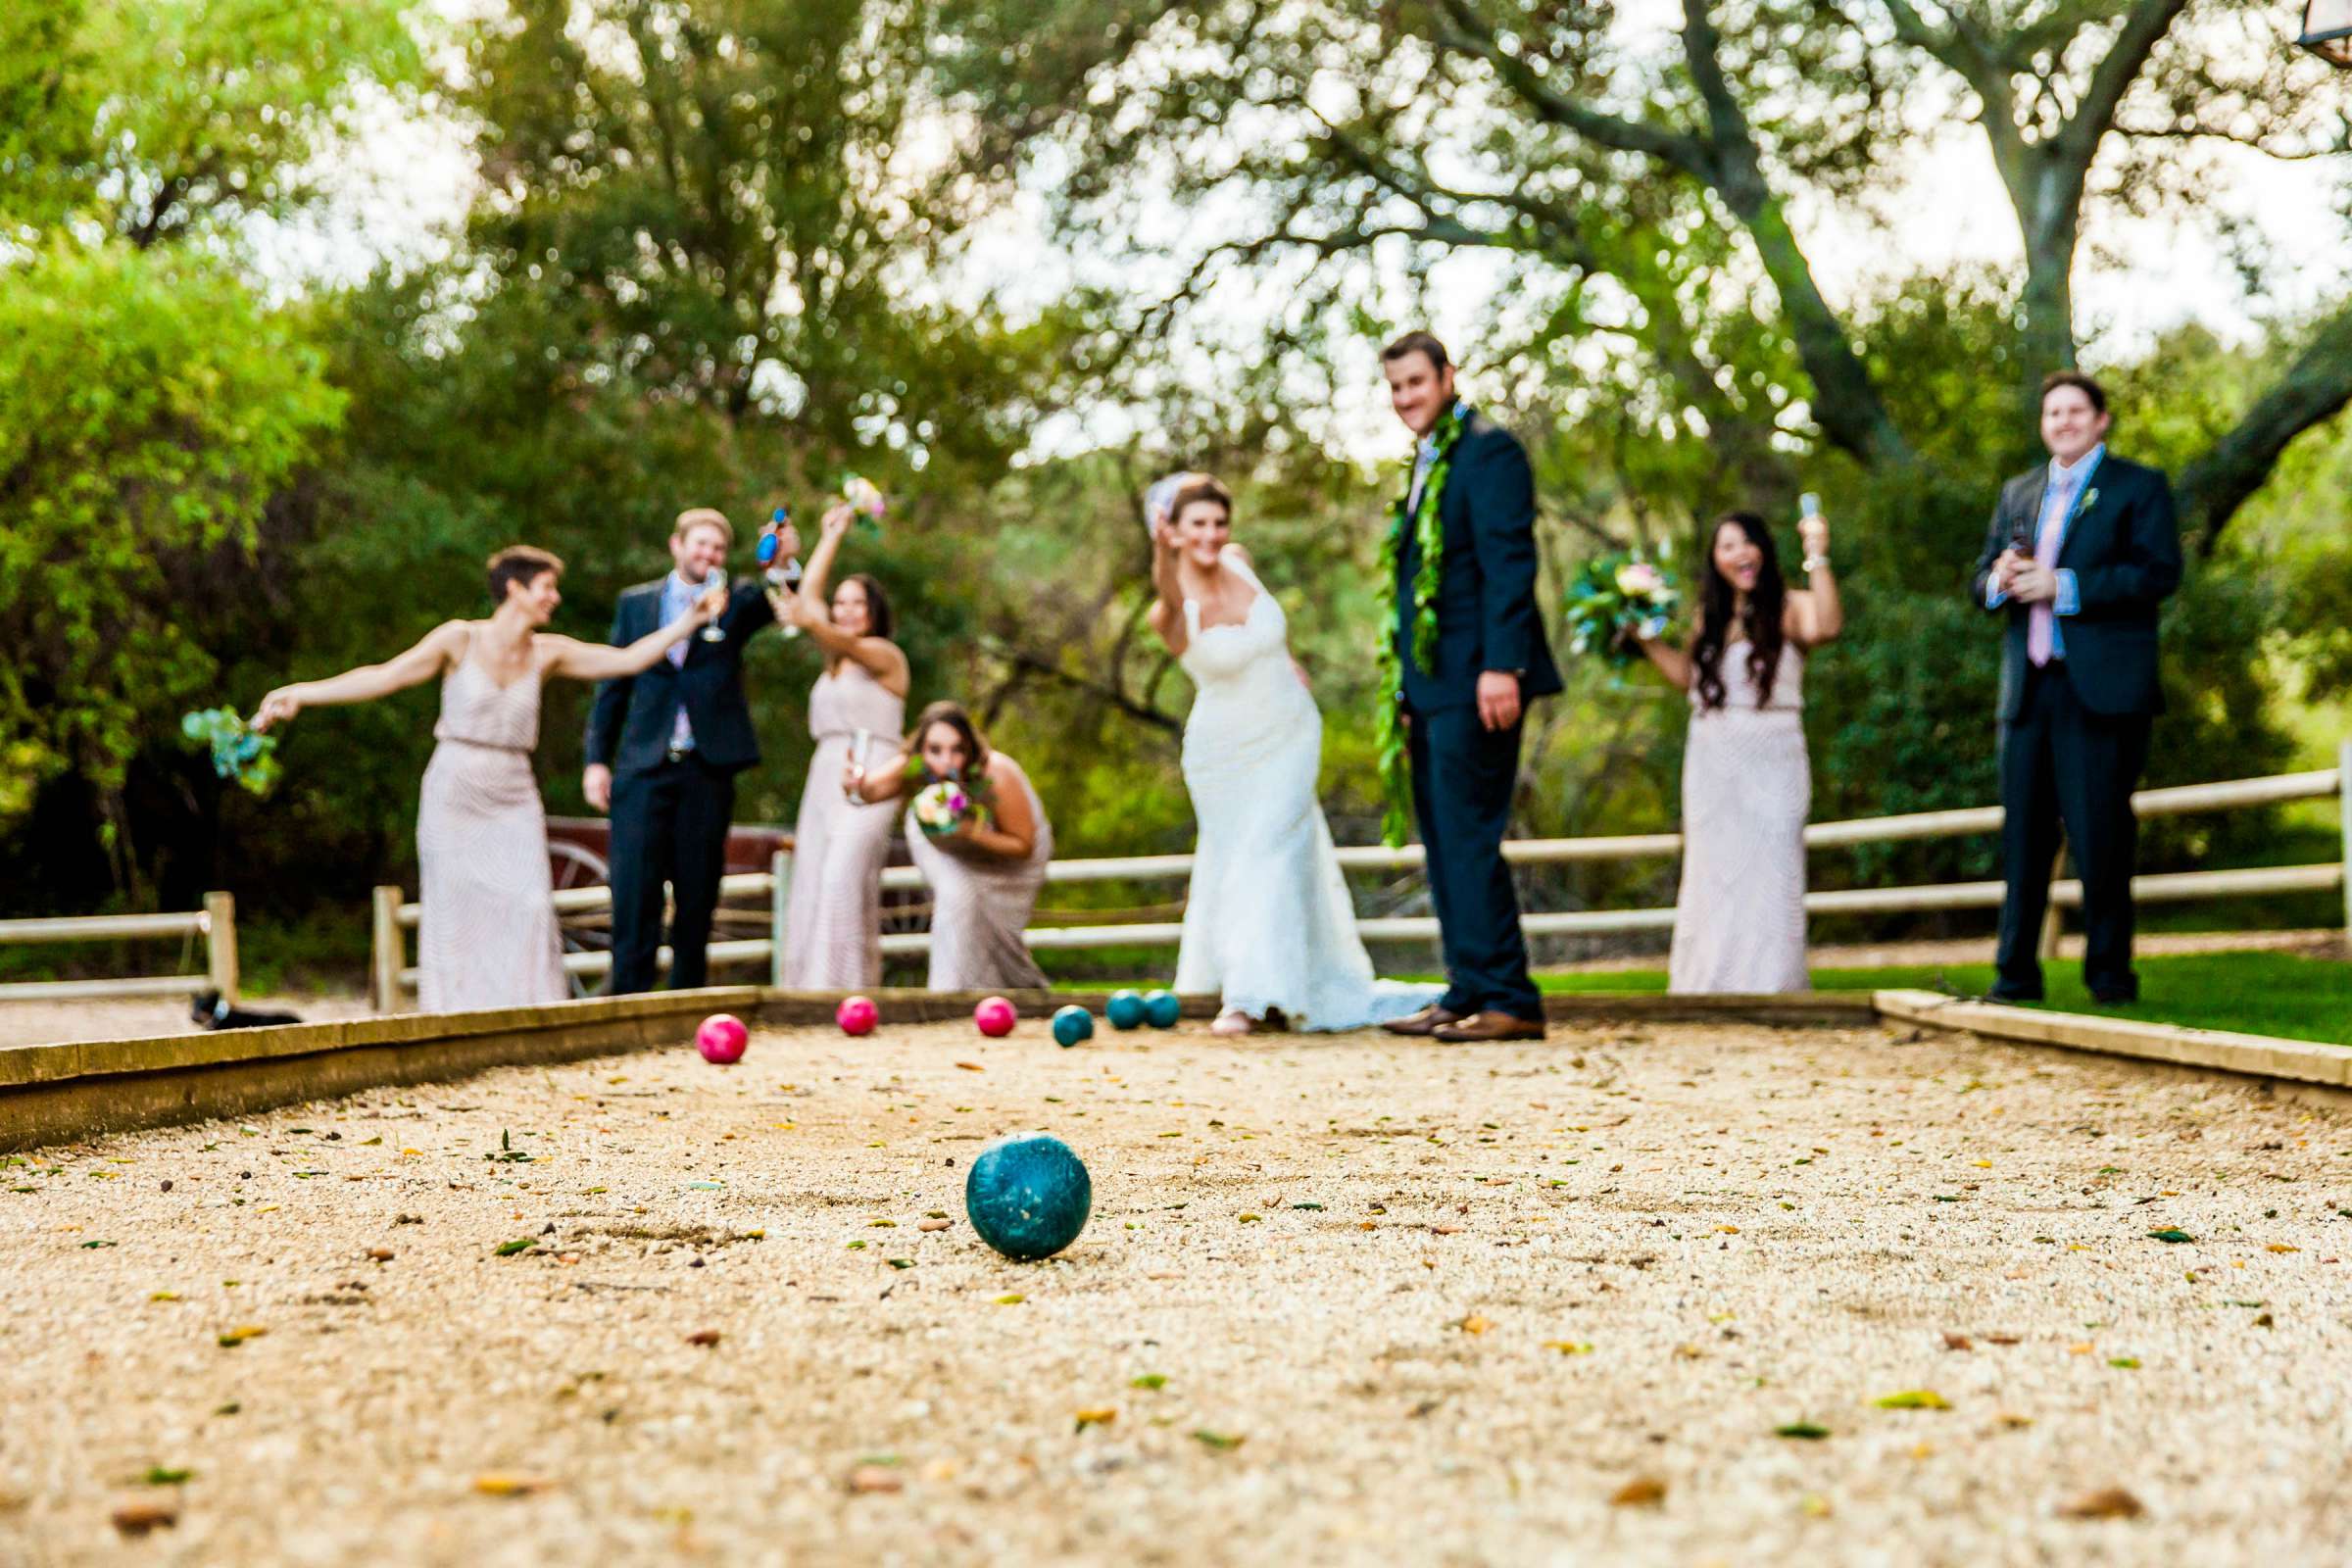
xmin=1373 ymin=403 xmax=1468 ymax=848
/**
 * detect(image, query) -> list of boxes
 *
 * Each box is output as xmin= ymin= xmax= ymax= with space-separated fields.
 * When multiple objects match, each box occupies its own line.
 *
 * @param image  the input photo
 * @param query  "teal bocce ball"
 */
xmin=1051 ymin=1004 xmax=1095 ymax=1048
xmin=1142 ymin=989 xmax=1181 ymax=1029
xmin=964 ymin=1134 xmax=1092 ymax=1261
xmin=1105 ymin=989 xmax=1147 ymax=1031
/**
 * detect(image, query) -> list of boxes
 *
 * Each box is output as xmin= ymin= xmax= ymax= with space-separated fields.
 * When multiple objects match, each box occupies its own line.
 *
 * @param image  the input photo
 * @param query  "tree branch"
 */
xmin=1429 ymin=0 xmax=1713 ymax=178
xmin=2177 ymin=307 xmax=2352 ymax=554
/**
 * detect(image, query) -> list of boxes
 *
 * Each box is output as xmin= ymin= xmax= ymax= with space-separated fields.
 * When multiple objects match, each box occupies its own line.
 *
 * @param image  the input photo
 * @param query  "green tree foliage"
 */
xmin=0 ymin=244 xmax=342 ymax=883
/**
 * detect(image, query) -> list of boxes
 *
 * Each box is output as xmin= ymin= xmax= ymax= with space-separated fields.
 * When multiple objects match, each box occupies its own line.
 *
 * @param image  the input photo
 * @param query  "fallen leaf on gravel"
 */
xmin=2147 ymin=1229 xmax=2195 ymax=1244
xmin=1191 ymin=1430 xmax=1245 ymax=1451
xmin=1941 ymin=1333 xmax=1973 ymax=1350
xmin=1074 ymin=1407 xmax=1116 ymax=1430
xmin=1457 ymin=1313 xmax=1492 ymax=1335
xmin=1238 ymin=1213 xmax=1262 ymax=1223
xmin=494 ymin=1239 xmax=537 ymax=1257
xmin=1543 ymin=1341 xmax=1593 ymax=1355
xmin=2107 ymin=1357 xmax=2140 ymax=1368
xmin=847 ymin=1465 xmax=903 ymax=1494
xmin=111 ymin=1500 xmax=178 ymax=1536
xmin=472 ymin=1473 xmax=556 ymax=1496
xmin=2254 ymin=1312 xmax=2275 ymax=1327
xmin=955 ymin=1061 xmax=984 ymax=1072
xmin=1431 ymin=1223 xmax=1463 ymax=1235
xmin=1610 ymin=1476 xmax=1667 ymax=1507
xmin=995 ymin=1294 xmax=1024 ymax=1305
xmin=686 ymin=1330 xmax=721 ymax=1348
xmin=149 ymin=1291 xmax=179 ymax=1302
xmin=2058 ymin=1486 xmax=2144 ymax=1519
xmin=366 ymin=1249 xmax=394 ymax=1262
xmin=1673 ymin=1345 xmax=1706 ymax=1360
xmin=1985 ymin=1334 xmax=2022 ymax=1346
xmin=139 ymin=1467 xmax=191 ymax=1486
xmin=1799 ymin=1494 xmax=1833 ymax=1517
xmin=216 ymin=1325 xmax=267 ymax=1348
xmin=1130 ymin=1374 xmax=1167 ymax=1390
xmin=918 ymin=1218 xmax=951 ymax=1232
xmin=1873 ymin=1390 xmax=1948 ymax=1409
xmin=2266 ymin=1244 xmax=2300 ymax=1253
xmin=1715 ymin=1224 xmax=1740 ymax=1234
xmin=1775 ymin=1423 xmax=1831 ymax=1440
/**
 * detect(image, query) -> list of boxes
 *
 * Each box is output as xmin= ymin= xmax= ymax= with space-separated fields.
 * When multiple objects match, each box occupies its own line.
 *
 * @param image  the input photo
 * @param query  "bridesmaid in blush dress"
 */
xmin=850 ymin=701 xmax=1053 ymax=992
xmin=773 ymin=503 xmax=909 ymax=989
xmin=1631 ymin=509 xmax=1843 ymax=994
xmin=253 ymin=546 xmax=720 ymax=1011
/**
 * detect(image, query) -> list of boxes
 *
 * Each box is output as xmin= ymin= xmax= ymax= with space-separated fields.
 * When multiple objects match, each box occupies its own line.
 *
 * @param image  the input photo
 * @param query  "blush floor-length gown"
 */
xmin=414 ymin=641 xmax=568 ymax=1012
xmin=905 ymin=752 xmax=1053 ymax=992
xmin=1171 ymin=548 xmax=1437 ymax=1029
xmin=781 ymin=661 xmax=906 ymax=989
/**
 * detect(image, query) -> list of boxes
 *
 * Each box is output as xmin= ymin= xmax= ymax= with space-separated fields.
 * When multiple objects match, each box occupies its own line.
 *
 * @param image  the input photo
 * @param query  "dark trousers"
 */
xmin=607 ymin=756 xmax=737 ymax=995
xmin=1408 ymin=702 xmax=1541 ymax=1020
xmin=1994 ymin=662 xmax=2151 ymax=1000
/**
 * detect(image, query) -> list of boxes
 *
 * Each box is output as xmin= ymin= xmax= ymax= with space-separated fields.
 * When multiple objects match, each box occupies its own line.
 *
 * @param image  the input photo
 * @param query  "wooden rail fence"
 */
xmin=368 ymin=746 xmax=2351 ymax=1006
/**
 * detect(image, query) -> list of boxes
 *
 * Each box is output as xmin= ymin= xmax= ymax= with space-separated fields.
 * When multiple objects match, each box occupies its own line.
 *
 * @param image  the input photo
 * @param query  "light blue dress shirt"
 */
xmin=1985 ymin=443 xmax=2099 ymax=656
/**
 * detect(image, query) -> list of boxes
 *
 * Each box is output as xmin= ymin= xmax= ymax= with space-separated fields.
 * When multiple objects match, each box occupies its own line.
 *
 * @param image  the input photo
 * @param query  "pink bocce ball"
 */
xmin=696 ymin=1013 xmax=749 ymax=1064
xmin=837 ymin=995 xmax=879 ymax=1037
xmin=974 ymin=996 xmax=1017 ymax=1038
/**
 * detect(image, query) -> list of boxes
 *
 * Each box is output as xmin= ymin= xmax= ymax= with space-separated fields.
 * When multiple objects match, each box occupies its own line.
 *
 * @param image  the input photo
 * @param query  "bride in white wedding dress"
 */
xmin=1144 ymin=473 xmax=1439 ymax=1036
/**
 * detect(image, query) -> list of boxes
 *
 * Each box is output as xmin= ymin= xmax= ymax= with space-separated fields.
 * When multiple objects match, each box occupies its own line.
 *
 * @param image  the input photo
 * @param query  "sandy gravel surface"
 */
xmin=3 ymin=1017 xmax=2349 ymax=1566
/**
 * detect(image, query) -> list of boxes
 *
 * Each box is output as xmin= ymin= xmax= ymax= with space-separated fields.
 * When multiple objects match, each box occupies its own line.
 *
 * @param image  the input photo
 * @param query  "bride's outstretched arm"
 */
xmin=1145 ymin=519 xmax=1188 ymax=658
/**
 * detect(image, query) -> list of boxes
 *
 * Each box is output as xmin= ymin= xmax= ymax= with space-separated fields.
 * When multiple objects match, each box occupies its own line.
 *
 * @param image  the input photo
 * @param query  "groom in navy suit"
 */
xmin=1376 ymin=332 xmax=1563 ymax=1043
xmin=1972 ymin=371 xmax=2180 ymax=1004
xmin=584 ymin=507 xmax=796 ymax=994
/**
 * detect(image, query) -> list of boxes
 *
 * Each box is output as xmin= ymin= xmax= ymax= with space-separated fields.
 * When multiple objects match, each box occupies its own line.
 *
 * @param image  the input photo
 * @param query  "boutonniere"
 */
xmin=2079 ymin=486 xmax=2099 ymax=514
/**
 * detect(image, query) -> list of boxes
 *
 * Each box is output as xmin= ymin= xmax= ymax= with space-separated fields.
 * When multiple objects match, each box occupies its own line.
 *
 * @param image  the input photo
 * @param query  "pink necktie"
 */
xmin=2027 ymin=483 xmax=2068 ymax=667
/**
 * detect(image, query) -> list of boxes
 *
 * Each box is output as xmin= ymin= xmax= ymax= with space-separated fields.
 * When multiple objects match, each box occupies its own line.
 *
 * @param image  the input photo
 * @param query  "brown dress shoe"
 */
xmin=1431 ymin=1010 xmax=1546 ymax=1043
xmin=1381 ymin=1004 xmax=1463 ymax=1037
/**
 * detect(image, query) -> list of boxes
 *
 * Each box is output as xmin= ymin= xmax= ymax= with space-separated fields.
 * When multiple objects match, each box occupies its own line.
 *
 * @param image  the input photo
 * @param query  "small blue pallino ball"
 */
xmin=1104 ymin=989 xmax=1147 ymax=1031
xmin=965 ymin=1134 xmax=1092 ymax=1260
xmin=1142 ymin=989 xmax=1182 ymax=1029
xmin=1051 ymin=1004 xmax=1095 ymax=1048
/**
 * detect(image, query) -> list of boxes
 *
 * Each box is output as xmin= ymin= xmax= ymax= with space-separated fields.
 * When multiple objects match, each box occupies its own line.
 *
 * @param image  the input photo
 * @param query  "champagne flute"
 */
xmin=844 ymin=728 xmax=871 ymax=804
xmin=698 ymin=567 xmax=728 ymax=643
xmin=759 ymin=505 xmax=805 ymax=640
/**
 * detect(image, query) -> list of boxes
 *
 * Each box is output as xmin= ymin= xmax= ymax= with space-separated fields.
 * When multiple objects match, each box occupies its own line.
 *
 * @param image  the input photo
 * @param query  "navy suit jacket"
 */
xmin=583 ymin=579 xmax=776 ymax=776
xmin=1968 ymin=455 xmax=2180 ymax=722
xmin=1393 ymin=410 xmax=1564 ymax=712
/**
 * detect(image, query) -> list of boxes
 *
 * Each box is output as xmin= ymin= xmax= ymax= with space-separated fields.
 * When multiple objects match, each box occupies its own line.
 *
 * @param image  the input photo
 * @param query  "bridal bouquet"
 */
xmin=181 ymin=708 xmax=282 ymax=797
xmin=838 ymin=474 xmax=888 ymax=537
xmin=909 ymin=775 xmax=990 ymax=840
xmin=1563 ymin=551 xmax=1681 ymax=667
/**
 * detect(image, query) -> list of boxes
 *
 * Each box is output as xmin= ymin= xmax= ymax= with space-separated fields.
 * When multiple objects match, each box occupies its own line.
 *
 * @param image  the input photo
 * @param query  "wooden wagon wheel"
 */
xmin=549 ymin=839 xmax=612 ymax=1000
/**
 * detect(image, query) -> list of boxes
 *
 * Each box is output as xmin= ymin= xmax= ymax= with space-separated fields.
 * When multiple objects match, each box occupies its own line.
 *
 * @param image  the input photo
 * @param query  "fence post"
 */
xmin=203 ymin=892 xmax=238 ymax=1004
xmin=370 ymin=885 xmax=404 ymax=1013
xmin=2339 ymin=738 xmax=2350 ymax=951
xmin=2036 ymin=851 xmax=2065 ymax=962
xmin=770 ymin=849 xmax=791 ymax=988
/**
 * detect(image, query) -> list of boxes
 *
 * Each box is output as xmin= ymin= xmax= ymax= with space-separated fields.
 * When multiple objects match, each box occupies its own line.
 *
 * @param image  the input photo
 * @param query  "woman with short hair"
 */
xmin=254 ymin=547 xmax=720 ymax=1010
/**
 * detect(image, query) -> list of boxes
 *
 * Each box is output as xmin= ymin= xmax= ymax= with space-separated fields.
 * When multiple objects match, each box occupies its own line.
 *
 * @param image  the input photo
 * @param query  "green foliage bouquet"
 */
xmin=1563 ymin=552 xmax=1681 ymax=667
xmin=180 ymin=708 xmax=280 ymax=796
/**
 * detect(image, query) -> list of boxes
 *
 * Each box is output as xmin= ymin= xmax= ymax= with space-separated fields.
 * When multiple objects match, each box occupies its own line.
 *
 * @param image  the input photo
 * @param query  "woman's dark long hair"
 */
xmin=838 ymin=572 xmax=895 ymax=640
xmin=1690 ymin=512 xmax=1786 ymax=712
xmin=908 ymin=700 xmax=988 ymax=780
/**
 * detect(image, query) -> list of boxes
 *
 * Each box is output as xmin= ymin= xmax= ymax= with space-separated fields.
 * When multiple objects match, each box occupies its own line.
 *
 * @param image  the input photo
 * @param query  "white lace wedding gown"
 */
xmin=1172 ymin=548 xmax=1438 ymax=1030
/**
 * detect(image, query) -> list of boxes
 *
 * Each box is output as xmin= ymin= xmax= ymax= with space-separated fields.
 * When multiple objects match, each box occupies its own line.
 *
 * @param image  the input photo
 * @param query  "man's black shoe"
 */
xmin=2089 ymin=989 xmax=2138 ymax=1005
xmin=1983 ymin=987 xmax=2042 ymax=1004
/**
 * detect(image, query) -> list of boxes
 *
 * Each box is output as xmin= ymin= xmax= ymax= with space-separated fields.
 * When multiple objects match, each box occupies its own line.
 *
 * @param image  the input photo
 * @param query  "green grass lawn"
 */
xmin=1531 ymin=950 xmax=2352 ymax=1047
